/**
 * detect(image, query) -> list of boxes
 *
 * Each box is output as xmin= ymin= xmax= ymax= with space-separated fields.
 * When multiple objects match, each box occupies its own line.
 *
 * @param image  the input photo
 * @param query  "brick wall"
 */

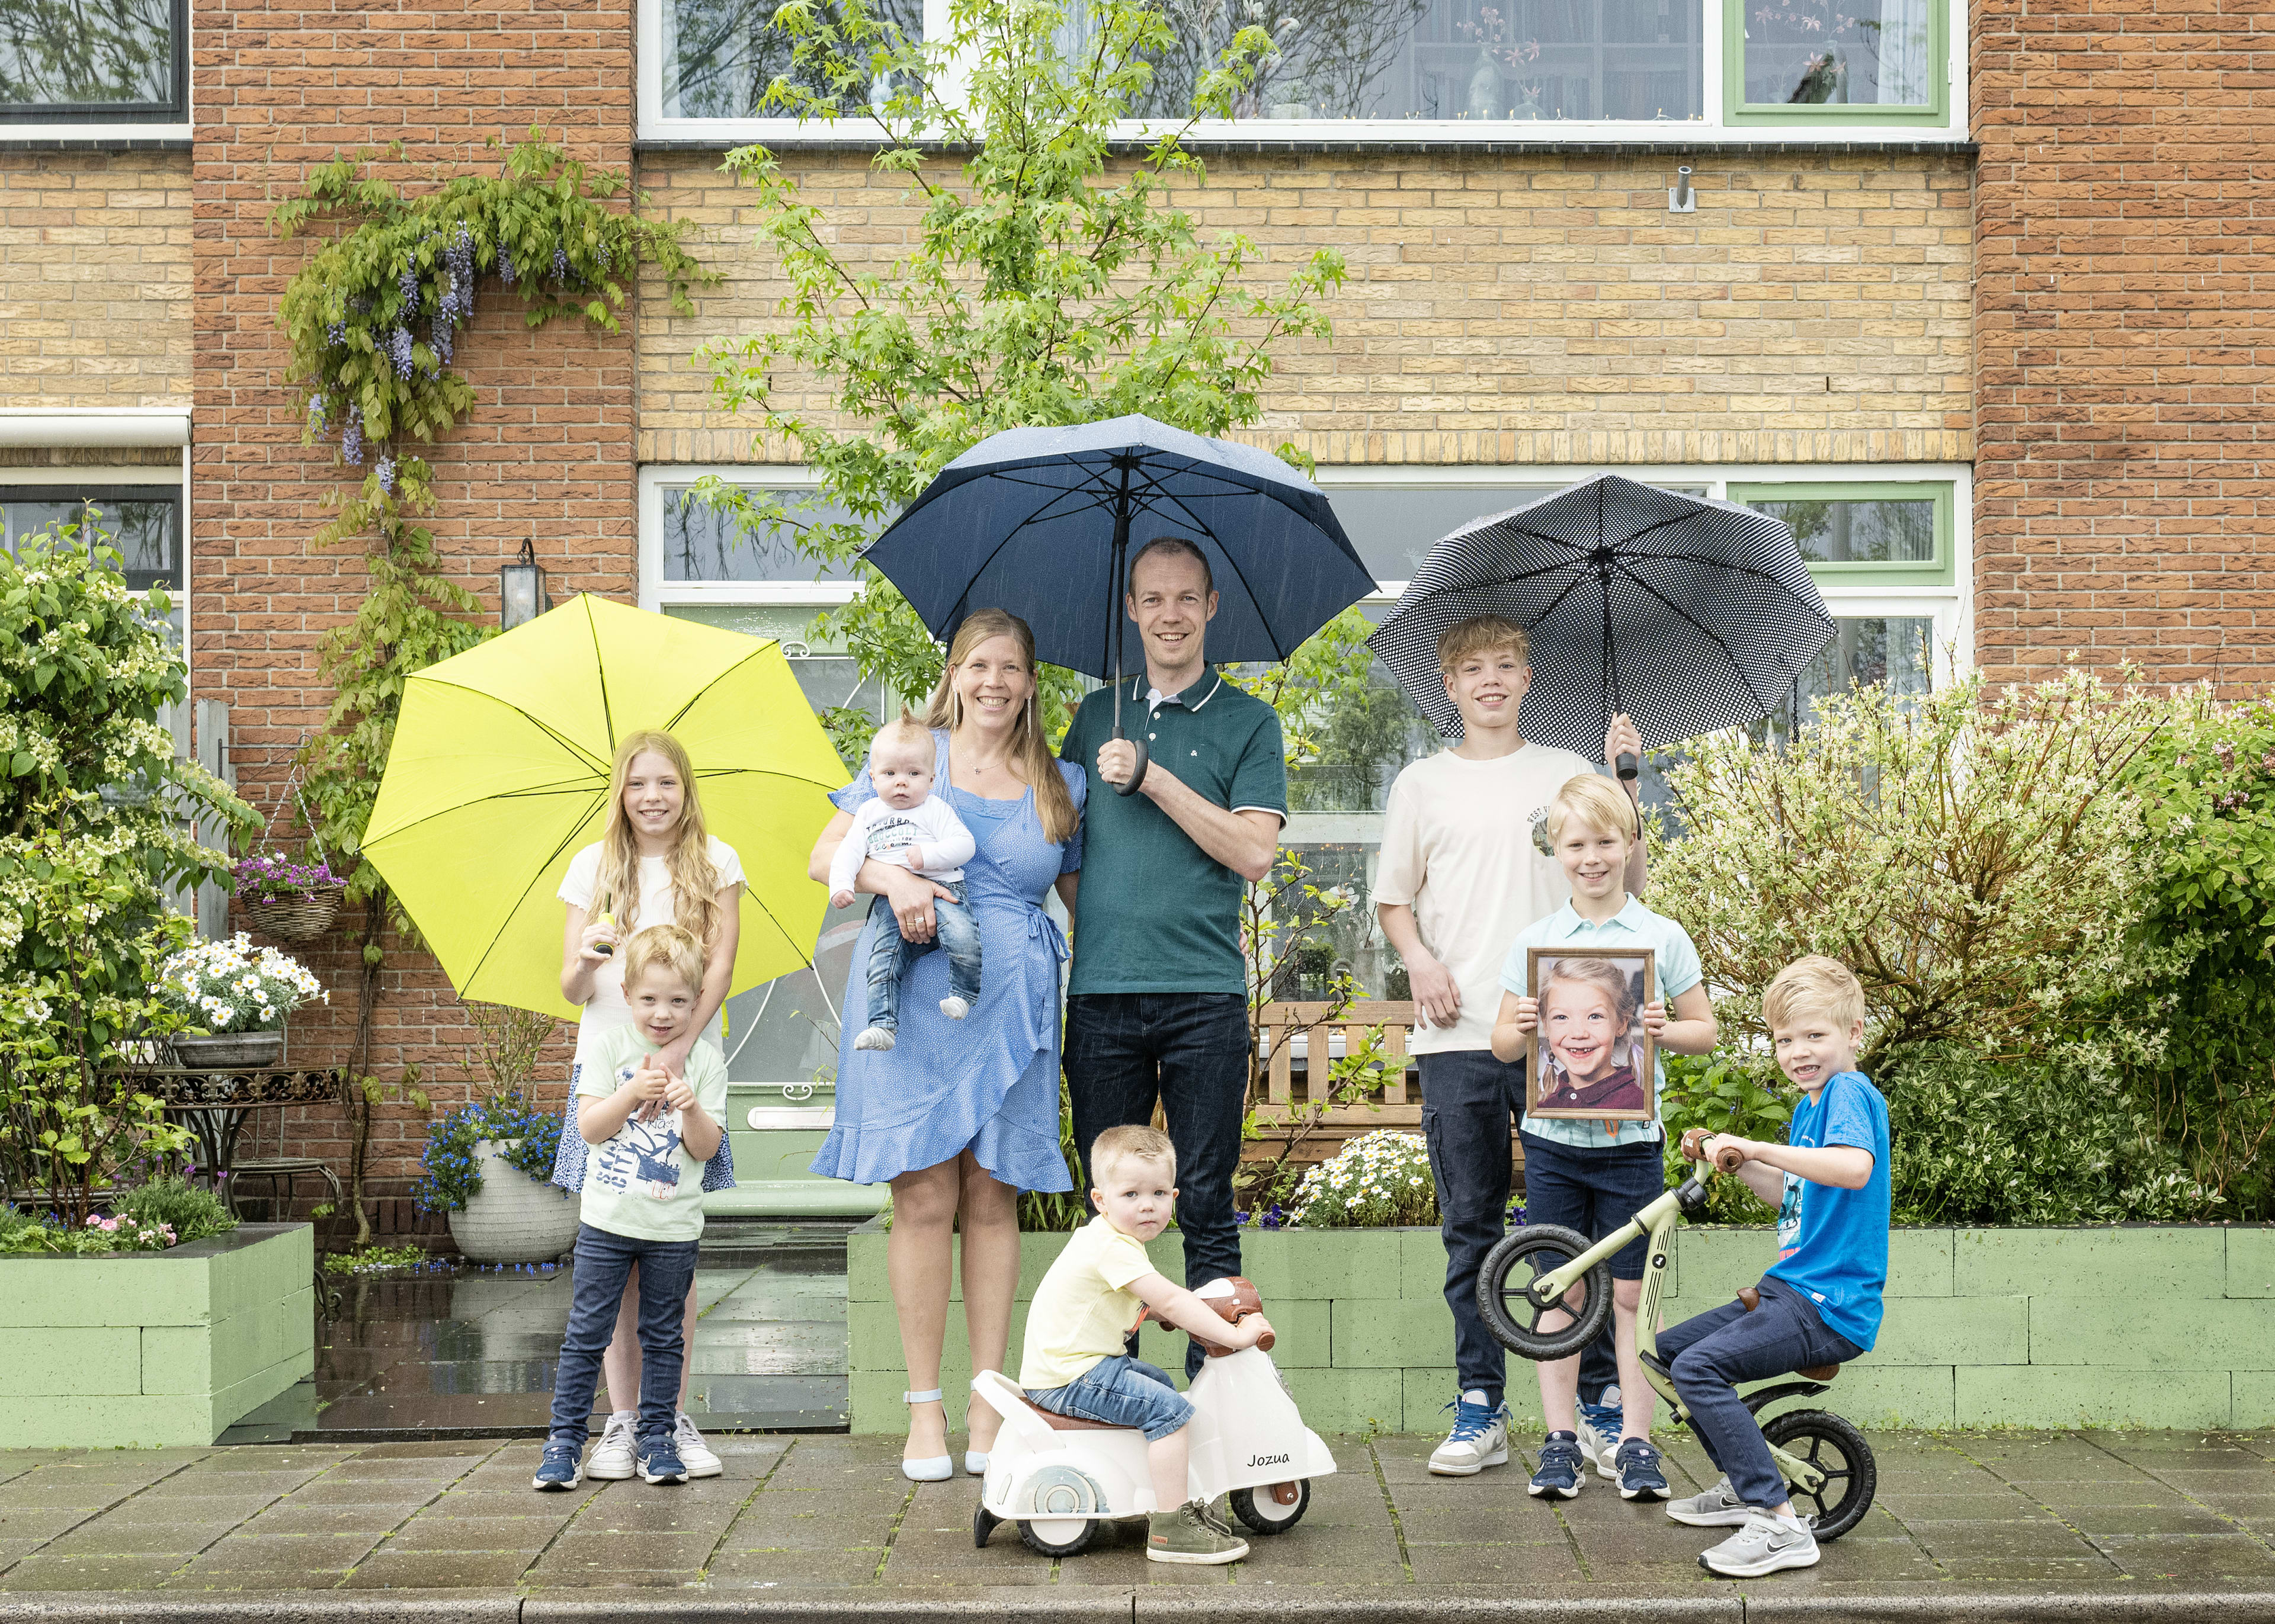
xmin=637 ymin=149 xmax=1975 ymax=468
xmin=1974 ymin=0 xmax=2275 ymax=690
xmin=0 ymin=151 xmax=191 ymax=409
xmin=187 ymin=0 xmax=637 ymax=1215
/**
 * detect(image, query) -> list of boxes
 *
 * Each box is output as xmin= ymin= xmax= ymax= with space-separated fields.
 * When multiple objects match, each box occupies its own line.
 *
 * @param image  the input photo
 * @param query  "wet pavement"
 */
xmin=4 ymin=1429 xmax=2274 ymax=1607
xmin=228 ymin=1224 xmax=853 ymax=1442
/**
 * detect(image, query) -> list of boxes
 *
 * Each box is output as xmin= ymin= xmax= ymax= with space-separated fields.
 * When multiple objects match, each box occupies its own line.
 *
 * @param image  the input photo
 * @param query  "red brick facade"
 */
xmin=1973 ymin=0 xmax=2274 ymax=689
xmin=187 ymin=0 xmax=638 ymax=1203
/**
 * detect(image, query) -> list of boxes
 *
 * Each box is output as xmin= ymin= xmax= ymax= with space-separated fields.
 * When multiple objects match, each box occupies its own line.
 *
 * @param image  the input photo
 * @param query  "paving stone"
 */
xmin=0 ymin=1542 xmax=47 ymax=1574
xmin=350 ymin=1442 xmax=508 ymax=1462
xmin=384 ymin=1517 xmax=563 ymax=1552
xmin=344 ymin=1549 xmax=539 ymax=1588
xmin=1902 ymin=1517 xmax=2105 ymax=1558
xmin=2064 ymin=1504 xmax=2243 ymax=1536
xmin=2093 ymin=1534 xmax=2275 ymax=1580
xmin=182 ymin=1532 xmax=382 ymax=1570
xmin=1229 ymin=1523 xmax=1405 ymax=1582
xmin=39 ymin=1519 xmax=233 ymax=1556
xmin=703 ymin=1548 xmax=883 ymax=1584
xmin=1405 ymin=1541 xmax=1588 ymax=1585
xmin=0 ymin=1506 xmax=97 ymax=1541
xmin=161 ymin=1565 xmax=353 ymax=1591
xmin=0 ymin=1552 xmax=188 ymax=1590
xmin=275 ymin=1479 xmax=444 ymax=1509
xmin=534 ymin=1530 xmax=724 ymax=1572
xmin=1930 ymin=1554 xmax=2132 ymax=1582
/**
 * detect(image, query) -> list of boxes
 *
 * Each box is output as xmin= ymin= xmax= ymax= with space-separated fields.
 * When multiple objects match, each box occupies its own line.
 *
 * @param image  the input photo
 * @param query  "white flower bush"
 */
xmin=1288 ymin=1129 xmax=1438 ymax=1229
xmin=159 ymin=934 xmax=326 ymax=1034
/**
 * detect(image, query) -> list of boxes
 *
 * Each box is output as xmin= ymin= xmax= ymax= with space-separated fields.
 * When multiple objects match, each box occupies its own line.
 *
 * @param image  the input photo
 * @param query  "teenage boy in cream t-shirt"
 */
xmin=1372 ymin=614 xmax=1643 ymax=1479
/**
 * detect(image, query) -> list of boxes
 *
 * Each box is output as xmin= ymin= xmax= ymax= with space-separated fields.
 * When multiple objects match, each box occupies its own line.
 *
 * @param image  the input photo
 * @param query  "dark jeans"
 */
xmin=547 ymin=1222 xmax=701 ymax=1451
xmin=1520 ymin=1129 xmax=1665 ymax=1417
xmin=1658 ymin=1276 xmax=1865 ymax=1510
xmin=1066 ymin=991 xmax=1248 ymax=1379
xmin=861 ymin=882 xmax=981 ymax=1031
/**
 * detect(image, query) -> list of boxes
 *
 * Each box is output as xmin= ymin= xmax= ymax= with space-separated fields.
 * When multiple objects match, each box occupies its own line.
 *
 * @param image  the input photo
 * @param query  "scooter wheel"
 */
xmin=1018 ymin=1516 xmax=1096 ymax=1557
xmin=973 ymin=1503 xmax=1002 ymax=1549
xmin=1762 ymin=1408 xmax=1877 ymax=1542
xmin=1230 ymin=1480 xmax=1310 ymax=1535
xmin=1476 ymin=1222 xmax=1613 ymax=1362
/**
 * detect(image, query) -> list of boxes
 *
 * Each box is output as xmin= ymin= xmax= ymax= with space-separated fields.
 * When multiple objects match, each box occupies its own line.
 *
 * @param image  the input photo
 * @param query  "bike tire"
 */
xmin=1761 ymin=1408 xmax=1877 ymax=1542
xmin=1475 ymin=1223 xmax=1614 ymax=1362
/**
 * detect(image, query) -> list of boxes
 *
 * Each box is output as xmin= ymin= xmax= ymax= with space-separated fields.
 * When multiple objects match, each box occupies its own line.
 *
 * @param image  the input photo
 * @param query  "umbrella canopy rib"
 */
xmin=399 ymin=681 xmax=614 ymax=775
xmin=1607 ymin=555 xmax=1780 ymax=717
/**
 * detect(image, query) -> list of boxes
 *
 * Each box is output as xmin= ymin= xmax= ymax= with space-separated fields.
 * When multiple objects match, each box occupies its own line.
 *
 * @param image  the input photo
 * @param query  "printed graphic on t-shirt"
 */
xmin=1529 ymin=804 xmax=1554 ymax=856
xmin=1777 ymin=1172 xmax=1803 ymax=1259
xmin=865 ymin=813 xmax=921 ymax=859
xmin=590 ymin=1066 xmax=684 ymax=1202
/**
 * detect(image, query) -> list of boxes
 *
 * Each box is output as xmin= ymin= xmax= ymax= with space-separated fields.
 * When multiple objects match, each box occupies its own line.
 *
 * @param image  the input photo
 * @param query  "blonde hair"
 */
xmin=1091 ymin=1124 xmax=1177 ymax=1181
xmin=1437 ymin=614 xmax=1529 ymax=674
xmin=621 ymin=922 xmax=705 ymax=996
xmin=1542 ymin=957 xmax=1641 ymax=1046
xmin=589 ymin=730 xmax=724 ymax=951
xmin=871 ymin=707 xmax=934 ymax=765
xmin=1546 ymin=773 xmax=1640 ymax=844
xmin=1764 ymin=955 xmax=1866 ymax=1034
xmin=925 ymin=608 xmax=1078 ymax=846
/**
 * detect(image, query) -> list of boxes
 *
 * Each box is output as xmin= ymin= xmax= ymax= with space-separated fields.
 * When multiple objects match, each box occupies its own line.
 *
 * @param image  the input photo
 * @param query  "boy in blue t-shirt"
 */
xmin=1658 ymin=955 xmax=1890 ymax=1579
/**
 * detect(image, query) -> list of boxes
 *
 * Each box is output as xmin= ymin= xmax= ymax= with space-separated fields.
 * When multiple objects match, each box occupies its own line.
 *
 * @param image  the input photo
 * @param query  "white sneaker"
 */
xmin=938 ymin=996 xmax=970 ymax=1020
xmin=673 ymin=1411 xmax=722 ymax=1479
xmin=1699 ymin=1509 xmax=1820 ymax=1577
xmin=586 ymin=1410 xmax=637 ymax=1480
xmin=853 ymin=1026 xmax=896 ymax=1051
xmin=1428 ymin=1390 xmax=1510 ymax=1477
xmin=1666 ymin=1474 xmax=1752 ymax=1527
xmin=1576 ymin=1411 xmax=1620 ymax=1477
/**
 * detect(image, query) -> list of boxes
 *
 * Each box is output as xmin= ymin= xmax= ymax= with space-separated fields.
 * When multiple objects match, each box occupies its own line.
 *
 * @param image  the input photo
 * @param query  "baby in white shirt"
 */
xmin=830 ymin=713 xmax=982 ymax=1052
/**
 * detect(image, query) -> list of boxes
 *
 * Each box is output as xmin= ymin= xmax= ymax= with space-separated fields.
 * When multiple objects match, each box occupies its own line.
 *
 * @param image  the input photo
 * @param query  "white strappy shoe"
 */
xmin=901 ymin=1389 xmax=952 ymax=1482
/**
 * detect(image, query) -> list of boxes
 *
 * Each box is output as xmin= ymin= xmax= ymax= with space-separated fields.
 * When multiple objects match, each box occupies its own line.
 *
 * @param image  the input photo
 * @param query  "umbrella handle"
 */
xmin=1616 ymin=752 xmax=1639 ymax=782
xmin=1115 ymin=734 xmax=1149 ymax=797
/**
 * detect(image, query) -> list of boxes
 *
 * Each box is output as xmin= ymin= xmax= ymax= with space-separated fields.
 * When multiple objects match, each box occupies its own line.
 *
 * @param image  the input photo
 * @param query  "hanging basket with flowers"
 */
xmin=235 ymin=850 xmax=347 ymax=941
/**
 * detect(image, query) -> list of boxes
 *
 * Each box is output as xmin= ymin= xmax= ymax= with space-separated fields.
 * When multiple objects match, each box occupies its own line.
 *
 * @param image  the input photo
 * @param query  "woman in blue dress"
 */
xmin=807 ymin=608 xmax=1082 ymax=1482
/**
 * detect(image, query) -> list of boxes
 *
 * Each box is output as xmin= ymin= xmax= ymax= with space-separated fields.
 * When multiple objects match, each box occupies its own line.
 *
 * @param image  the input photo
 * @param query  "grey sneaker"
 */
xmin=1665 ymin=1475 xmax=1751 ymax=1527
xmin=1148 ymin=1498 xmax=1249 ymax=1565
xmin=1428 ymin=1391 xmax=1510 ymax=1477
xmin=1699 ymin=1509 xmax=1820 ymax=1577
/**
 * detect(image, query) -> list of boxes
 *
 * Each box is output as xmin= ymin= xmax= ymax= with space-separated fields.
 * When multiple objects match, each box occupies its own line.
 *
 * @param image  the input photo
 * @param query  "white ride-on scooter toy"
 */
xmin=969 ymin=1276 xmax=1337 ymax=1557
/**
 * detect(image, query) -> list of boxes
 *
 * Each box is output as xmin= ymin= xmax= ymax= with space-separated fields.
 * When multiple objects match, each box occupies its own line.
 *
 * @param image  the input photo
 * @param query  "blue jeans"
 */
xmin=1657 ymin=1276 xmax=1865 ymax=1509
xmin=547 ymin=1222 xmax=701 ymax=1451
xmin=1066 ymin=993 xmax=1249 ymax=1379
xmin=1026 ymin=1356 xmax=1193 ymax=1442
xmin=861 ymin=882 xmax=981 ymax=1031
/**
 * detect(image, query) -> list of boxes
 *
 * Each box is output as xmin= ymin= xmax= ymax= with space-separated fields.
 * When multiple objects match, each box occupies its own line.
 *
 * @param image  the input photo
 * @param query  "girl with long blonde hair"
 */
xmin=807 ymin=607 xmax=1085 ymax=1482
xmin=556 ymin=728 xmax=745 ymax=1481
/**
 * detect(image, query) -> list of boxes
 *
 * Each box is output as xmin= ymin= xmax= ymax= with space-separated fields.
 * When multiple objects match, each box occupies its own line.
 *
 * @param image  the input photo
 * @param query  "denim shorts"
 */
xmin=1519 ymin=1129 xmax=1667 ymax=1280
xmin=1026 ymin=1355 xmax=1194 ymax=1442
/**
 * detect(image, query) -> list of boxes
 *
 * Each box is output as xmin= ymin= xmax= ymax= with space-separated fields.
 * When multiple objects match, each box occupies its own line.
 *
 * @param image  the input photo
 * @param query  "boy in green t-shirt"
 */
xmin=534 ymin=925 xmax=729 ymax=1491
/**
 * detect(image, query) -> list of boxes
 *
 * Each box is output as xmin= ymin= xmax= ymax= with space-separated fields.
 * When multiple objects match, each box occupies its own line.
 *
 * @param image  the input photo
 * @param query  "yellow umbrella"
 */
xmin=364 ymin=593 xmax=847 ymax=1019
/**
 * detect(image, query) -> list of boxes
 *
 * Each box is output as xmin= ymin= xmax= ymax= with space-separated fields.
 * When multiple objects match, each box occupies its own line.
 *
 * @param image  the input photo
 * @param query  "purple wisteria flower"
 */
xmin=307 ymin=393 xmax=327 ymax=431
xmin=551 ymin=245 xmax=570 ymax=281
xmin=398 ymin=254 xmax=420 ymax=314
xmin=325 ymin=319 xmax=347 ymax=346
xmin=499 ymin=252 xmax=517 ymax=285
xmin=342 ymin=403 xmax=365 ymax=466
xmin=389 ymin=326 xmax=415 ymax=379
xmin=376 ymin=455 xmax=398 ymax=496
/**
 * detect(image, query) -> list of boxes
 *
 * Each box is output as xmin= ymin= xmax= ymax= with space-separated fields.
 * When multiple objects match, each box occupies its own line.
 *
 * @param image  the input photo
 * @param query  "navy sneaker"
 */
xmin=1528 ymin=1432 xmax=1585 ymax=1500
xmin=1614 ymin=1437 xmax=1670 ymax=1502
xmin=637 ymin=1438 xmax=688 ymax=1485
xmin=531 ymin=1443 xmax=583 ymax=1491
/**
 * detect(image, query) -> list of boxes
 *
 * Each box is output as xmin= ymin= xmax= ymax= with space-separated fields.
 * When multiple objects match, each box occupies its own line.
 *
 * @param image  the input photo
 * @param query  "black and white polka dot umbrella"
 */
xmin=1366 ymin=476 xmax=1835 ymax=766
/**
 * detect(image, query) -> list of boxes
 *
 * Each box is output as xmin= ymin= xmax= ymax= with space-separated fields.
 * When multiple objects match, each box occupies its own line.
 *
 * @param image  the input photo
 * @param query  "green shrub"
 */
xmin=114 ymin=1175 xmax=236 ymax=1246
xmin=2123 ymin=691 xmax=2275 ymax=1218
xmin=1659 ymin=1052 xmax=1793 ymax=1225
xmin=1888 ymin=1044 xmax=2218 ymax=1225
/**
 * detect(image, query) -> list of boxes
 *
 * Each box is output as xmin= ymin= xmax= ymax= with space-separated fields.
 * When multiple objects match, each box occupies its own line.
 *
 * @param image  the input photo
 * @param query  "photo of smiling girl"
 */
xmin=1527 ymin=952 xmax=1655 ymax=1119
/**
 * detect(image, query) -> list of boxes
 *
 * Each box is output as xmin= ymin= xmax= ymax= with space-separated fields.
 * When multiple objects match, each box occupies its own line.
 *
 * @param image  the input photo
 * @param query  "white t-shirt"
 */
xmin=1371 ymin=743 xmax=1603 ymax=1054
xmin=575 ymin=1023 xmax=731 ymax=1243
xmin=558 ymin=836 xmax=745 ymax=1072
xmin=825 ymin=792 xmax=976 ymax=896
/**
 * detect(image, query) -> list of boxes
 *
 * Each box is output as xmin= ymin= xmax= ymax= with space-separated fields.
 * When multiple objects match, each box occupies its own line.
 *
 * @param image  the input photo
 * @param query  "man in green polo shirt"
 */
xmin=1060 ymin=537 xmax=1284 ymax=1378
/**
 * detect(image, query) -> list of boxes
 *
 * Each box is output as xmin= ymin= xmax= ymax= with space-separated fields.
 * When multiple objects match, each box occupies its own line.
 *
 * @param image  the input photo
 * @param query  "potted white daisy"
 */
xmin=156 ymin=933 xmax=327 ymax=1068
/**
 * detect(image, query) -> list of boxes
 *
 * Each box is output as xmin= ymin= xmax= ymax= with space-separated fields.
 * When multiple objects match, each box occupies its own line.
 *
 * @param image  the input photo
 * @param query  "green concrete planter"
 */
xmin=848 ymin=1220 xmax=2275 ymax=1434
xmin=0 ymin=1222 xmax=316 ymax=1448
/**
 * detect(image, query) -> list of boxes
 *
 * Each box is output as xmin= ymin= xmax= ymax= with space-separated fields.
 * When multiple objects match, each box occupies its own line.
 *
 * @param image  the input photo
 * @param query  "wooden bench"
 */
xmin=1245 ymin=1000 xmax=1526 ymax=1183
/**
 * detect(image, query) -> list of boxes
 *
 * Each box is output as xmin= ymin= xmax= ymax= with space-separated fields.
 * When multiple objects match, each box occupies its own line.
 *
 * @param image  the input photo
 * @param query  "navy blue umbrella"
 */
xmin=862 ymin=415 xmax=1374 ymax=792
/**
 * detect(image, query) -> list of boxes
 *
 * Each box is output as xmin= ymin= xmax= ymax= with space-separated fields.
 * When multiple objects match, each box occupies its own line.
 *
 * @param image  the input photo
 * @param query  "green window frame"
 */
xmin=1726 ymin=480 xmax=1953 ymax=588
xmin=1721 ymin=0 xmax=1949 ymax=128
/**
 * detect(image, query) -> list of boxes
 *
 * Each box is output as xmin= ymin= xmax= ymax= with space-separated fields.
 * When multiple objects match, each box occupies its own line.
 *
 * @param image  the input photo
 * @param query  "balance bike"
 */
xmin=1472 ymin=1129 xmax=1877 ymax=1539
xmin=968 ymin=1277 xmax=1338 ymax=1558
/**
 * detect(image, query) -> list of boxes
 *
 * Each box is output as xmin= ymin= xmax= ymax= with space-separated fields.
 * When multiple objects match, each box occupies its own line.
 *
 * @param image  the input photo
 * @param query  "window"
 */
xmin=639 ymin=0 xmax=1959 ymax=141
xmin=0 ymin=0 xmax=188 ymax=123
xmin=1726 ymin=0 xmax=1946 ymax=124
xmin=0 ymin=485 xmax=184 ymax=638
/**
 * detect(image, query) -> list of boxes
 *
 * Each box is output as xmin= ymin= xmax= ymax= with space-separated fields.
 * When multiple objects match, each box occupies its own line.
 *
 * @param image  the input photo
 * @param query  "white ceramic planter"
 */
xmin=447 ymin=1138 xmax=581 ymax=1264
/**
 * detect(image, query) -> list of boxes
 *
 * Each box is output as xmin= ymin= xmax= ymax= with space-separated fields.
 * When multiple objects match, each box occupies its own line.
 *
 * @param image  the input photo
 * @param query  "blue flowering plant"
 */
xmin=413 ymin=1089 xmax=563 ymax=1213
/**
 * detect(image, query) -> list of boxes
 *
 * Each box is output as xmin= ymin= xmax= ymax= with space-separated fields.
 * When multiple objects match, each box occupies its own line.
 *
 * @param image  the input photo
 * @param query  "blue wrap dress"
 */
xmin=809 ymin=729 xmax=1082 ymax=1192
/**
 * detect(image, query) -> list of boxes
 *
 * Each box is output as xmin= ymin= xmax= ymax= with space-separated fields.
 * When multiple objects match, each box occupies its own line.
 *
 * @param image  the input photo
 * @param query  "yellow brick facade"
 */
xmin=0 ymin=152 xmax=193 ymax=410
xmin=633 ymin=149 xmax=1974 ymax=467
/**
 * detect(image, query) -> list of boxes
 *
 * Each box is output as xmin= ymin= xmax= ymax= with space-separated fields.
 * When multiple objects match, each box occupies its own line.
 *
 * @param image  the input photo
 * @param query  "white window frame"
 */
xmin=637 ymin=463 xmax=860 ymax=615
xmin=0 ymin=0 xmax=193 ymax=142
xmin=637 ymin=0 xmax=1967 ymax=146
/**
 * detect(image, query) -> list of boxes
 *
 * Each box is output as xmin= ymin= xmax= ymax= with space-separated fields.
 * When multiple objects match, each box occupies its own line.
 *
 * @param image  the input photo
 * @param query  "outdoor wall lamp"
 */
xmin=1669 ymin=166 xmax=1696 ymax=213
xmin=500 ymin=537 xmax=550 ymax=629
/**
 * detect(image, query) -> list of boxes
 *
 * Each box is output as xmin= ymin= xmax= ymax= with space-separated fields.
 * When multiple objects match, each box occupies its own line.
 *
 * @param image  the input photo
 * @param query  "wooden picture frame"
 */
xmin=1526 ymin=946 xmax=1657 ymax=1123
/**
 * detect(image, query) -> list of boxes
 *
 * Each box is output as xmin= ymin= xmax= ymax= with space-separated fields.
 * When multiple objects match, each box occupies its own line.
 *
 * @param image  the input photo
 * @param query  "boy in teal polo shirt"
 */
xmin=1061 ymin=536 xmax=1286 ymax=1379
xmin=1492 ymin=773 xmax=1718 ymax=1502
